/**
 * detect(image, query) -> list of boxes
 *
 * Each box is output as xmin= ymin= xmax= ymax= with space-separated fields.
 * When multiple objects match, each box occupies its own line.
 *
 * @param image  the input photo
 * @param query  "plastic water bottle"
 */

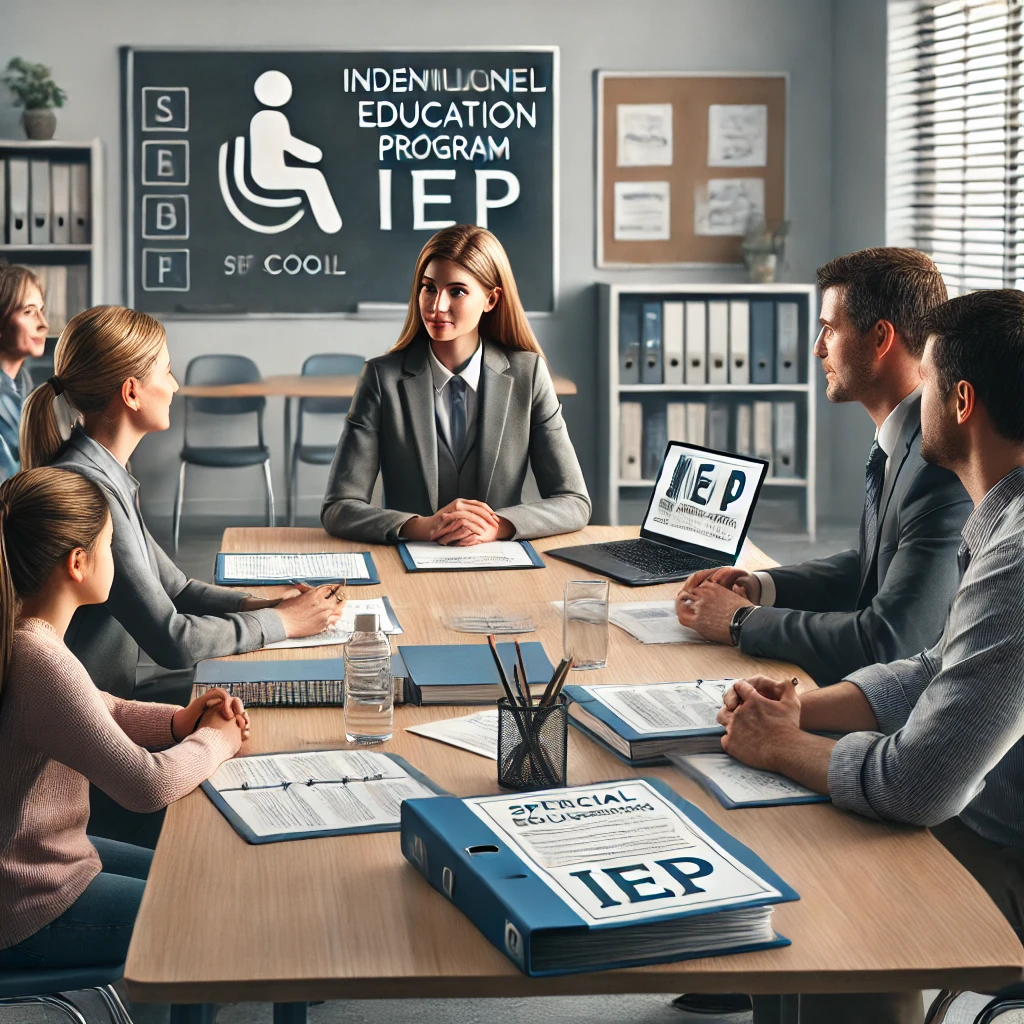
xmin=344 ymin=613 xmax=394 ymax=744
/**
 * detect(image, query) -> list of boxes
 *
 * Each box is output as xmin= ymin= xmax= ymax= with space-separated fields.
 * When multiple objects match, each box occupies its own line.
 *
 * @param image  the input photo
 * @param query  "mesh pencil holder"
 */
xmin=497 ymin=696 xmax=568 ymax=791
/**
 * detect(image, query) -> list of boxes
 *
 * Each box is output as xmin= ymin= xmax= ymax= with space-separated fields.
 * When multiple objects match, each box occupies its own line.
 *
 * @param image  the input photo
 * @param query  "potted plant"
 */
xmin=741 ymin=218 xmax=791 ymax=283
xmin=2 ymin=58 xmax=67 ymax=140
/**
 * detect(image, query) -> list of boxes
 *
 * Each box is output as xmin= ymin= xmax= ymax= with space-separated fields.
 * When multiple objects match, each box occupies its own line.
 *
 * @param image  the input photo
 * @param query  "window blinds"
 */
xmin=887 ymin=0 xmax=1024 ymax=293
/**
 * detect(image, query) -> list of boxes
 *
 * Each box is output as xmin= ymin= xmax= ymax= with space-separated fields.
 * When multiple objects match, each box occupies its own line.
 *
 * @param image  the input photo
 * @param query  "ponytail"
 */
xmin=19 ymin=305 xmax=167 ymax=470
xmin=0 ymin=468 xmax=109 ymax=691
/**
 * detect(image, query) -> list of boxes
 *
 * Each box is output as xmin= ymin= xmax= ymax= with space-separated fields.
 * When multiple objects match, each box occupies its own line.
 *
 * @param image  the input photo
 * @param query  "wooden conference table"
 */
xmin=177 ymin=374 xmax=579 ymax=525
xmin=124 ymin=526 xmax=1024 ymax=1022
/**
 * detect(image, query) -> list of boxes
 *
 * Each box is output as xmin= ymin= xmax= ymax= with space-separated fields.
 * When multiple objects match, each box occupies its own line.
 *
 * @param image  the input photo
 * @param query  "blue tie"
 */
xmin=449 ymin=376 xmax=467 ymax=462
xmin=863 ymin=440 xmax=887 ymax=558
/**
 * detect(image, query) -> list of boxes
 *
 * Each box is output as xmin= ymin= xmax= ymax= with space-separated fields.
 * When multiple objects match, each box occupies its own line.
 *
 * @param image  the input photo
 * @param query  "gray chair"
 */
xmin=174 ymin=354 xmax=274 ymax=550
xmin=288 ymin=353 xmax=365 ymax=525
xmin=0 ymin=962 xmax=134 ymax=1024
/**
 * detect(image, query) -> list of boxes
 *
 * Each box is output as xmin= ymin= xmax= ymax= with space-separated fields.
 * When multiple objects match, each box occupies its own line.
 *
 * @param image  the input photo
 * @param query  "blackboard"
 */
xmin=123 ymin=48 xmax=558 ymax=315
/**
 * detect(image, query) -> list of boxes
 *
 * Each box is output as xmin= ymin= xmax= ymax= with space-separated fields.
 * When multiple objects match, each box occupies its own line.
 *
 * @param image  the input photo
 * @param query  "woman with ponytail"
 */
xmin=0 ymin=468 xmax=248 ymax=969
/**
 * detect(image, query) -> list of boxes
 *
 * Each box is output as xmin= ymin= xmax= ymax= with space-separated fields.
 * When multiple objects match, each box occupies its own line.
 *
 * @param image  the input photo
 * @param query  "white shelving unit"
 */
xmin=599 ymin=282 xmax=818 ymax=540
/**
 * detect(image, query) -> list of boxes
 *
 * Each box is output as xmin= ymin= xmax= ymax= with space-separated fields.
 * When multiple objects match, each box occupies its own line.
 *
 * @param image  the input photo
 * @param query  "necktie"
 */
xmin=448 ymin=376 xmax=467 ymax=462
xmin=863 ymin=439 xmax=887 ymax=558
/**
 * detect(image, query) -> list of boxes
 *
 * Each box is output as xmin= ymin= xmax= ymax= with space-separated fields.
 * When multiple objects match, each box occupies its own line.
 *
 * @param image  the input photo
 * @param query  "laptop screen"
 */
xmin=641 ymin=443 xmax=769 ymax=558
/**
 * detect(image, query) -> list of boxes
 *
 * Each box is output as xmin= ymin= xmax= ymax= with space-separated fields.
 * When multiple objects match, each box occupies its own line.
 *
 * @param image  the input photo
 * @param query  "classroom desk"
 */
xmin=124 ymin=526 xmax=1024 ymax=1022
xmin=176 ymin=373 xmax=579 ymax=524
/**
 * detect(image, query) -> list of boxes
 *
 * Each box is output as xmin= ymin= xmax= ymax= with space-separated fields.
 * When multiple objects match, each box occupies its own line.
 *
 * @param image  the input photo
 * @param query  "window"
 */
xmin=887 ymin=0 xmax=1024 ymax=293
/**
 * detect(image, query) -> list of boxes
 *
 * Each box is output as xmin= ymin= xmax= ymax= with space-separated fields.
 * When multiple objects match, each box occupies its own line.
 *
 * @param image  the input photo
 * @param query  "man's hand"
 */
xmin=716 ymin=679 xmax=803 ymax=771
xmin=680 ymin=567 xmax=762 ymax=603
xmin=676 ymin=581 xmax=754 ymax=644
xmin=722 ymin=674 xmax=794 ymax=711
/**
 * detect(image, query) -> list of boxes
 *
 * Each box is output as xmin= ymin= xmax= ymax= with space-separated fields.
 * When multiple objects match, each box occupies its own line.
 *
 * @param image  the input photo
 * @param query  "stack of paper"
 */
xmin=406 ymin=710 xmax=499 ymax=760
xmin=608 ymin=601 xmax=707 ymax=645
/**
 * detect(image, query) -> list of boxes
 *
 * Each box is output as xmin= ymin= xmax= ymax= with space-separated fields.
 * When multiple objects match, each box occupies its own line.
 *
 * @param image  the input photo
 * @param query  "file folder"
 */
xmin=50 ymin=162 xmax=71 ymax=245
xmin=684 ymin=301 xmax=707 ymax=384
xmin=666 ymin=401 xmax=686 ymax=444
xmin=735 ymin=401 xmax=754 ymax=457
xmin=66 ymin=265 xmax=90 ymax=320
xmin=685 ymin=402 xmax=706 ymax=447
xmin=750 ymin=301 xmax=775 ymax=384
xmin=707 ymin=301 xmax=729 ymax=385
xmin=775 ymin=301 xmax=800 ymax=384
xmin=707 ymin=400 xmax=730 ymax=451
xmin=7 ymin=159 xmax=29 ymax=245
xmin=773 ymin=400 xmax=798 ymax=477
xmin=619 ymin=401 xmax=643 ymax=480
xmin=0 ymin=161 xmax=5 ymax=245
xmin=641 ymin=301 xmax=663 ymax=384
xmin=753 ymin=401 xmax=774 ymax=469
xmin=29 ymin=160 xmax=51 ymax=244
xmin=662 ymin=300 xmax=684 ymax=384
xmin=644 ymin=406 xmax=668 ymax=480
xmin=45 ymin=265 xmax=68 ymax=335
xmin=618 ymin=298 xmax=641 ymax=385
xmin=70 ymin=163 xmax=90 ymax=244
xmin=729 ymin=300 xmax=750 ymax=384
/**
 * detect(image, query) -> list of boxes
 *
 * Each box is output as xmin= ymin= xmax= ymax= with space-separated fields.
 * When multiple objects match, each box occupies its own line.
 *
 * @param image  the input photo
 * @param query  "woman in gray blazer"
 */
xmin=321 ymin=225 xmax=591 ymax=545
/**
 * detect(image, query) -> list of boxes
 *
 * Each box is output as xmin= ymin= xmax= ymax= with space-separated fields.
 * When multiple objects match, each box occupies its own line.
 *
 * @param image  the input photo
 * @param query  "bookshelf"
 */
xmin=598 ymin=282 xmax=818 ymax=540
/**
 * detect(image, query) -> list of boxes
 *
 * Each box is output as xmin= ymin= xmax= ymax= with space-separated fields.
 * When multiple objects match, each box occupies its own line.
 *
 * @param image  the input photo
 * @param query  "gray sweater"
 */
xmin=53 ymin=429 xmax=286 ymax=699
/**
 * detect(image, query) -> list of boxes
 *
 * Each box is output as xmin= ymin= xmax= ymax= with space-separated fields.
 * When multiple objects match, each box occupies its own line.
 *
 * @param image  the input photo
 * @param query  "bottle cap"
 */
xmin=354 ymin=613 xmax=379 ymax=633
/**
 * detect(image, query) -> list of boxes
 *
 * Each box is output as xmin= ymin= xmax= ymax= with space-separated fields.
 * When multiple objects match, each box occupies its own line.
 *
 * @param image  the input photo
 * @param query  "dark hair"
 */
xmin=921 ymin=289 xmax=1024 ymax=444
xmin=816 ymin=247 xmax=947 ymax=357
xmin=0 ymin=264 xmax=44 ymax=352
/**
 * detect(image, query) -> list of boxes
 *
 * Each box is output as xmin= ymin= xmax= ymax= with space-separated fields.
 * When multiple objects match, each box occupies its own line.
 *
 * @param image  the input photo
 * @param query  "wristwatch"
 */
xmin=729 ymin=605 xmax=758 ymax=647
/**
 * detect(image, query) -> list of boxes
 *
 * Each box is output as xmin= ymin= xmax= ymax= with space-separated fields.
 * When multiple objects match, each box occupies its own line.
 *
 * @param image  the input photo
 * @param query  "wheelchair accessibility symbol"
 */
xmin=218 ymin=70 xmax=342 ymax=235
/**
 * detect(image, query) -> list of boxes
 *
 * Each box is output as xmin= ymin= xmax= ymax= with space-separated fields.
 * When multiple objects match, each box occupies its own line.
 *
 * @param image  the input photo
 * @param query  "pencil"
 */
xmin=514 ymin=638 xmax=530 ymax=705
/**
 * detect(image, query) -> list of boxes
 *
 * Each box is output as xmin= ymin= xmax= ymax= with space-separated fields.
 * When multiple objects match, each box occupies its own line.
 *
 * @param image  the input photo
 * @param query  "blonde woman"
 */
xmin=321 ymin=224 xmax=590 ymax=544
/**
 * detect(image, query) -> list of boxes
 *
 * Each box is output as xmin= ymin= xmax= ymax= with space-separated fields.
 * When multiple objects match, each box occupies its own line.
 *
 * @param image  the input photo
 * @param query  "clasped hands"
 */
xmin=675 ymin=566 xmax=761 ymax=644
xmin=401 ymin=498 xmax=514 ymax=546
xmin=716 ymin=675 xmax=803 ymax=771
xmin=171 ymin=687 xmax=251 ymax=749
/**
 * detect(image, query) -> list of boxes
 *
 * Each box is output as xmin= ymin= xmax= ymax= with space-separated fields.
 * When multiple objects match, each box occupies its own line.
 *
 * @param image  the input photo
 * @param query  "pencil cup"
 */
xmin=497 ymin=695 xmax=568 ymax=791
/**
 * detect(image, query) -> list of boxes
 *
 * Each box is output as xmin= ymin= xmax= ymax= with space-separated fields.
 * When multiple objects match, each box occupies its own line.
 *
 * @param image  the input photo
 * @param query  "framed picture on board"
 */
xmin=595 ymin=71 xmax=788 ymax=268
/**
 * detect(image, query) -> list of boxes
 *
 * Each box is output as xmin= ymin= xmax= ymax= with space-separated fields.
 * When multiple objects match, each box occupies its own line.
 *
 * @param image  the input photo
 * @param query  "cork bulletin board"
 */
xmin=596 ymin=72 xmax=787 ymax=267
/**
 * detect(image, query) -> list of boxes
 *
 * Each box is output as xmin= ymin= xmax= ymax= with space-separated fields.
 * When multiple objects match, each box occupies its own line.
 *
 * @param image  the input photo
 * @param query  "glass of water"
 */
xmin=563 ymin=580 xmax=610 ymax=670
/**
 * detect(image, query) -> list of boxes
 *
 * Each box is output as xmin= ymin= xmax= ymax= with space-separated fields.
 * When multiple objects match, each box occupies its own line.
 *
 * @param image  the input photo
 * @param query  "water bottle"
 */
xmin=344 ymin=613 xmax=394 ymax=744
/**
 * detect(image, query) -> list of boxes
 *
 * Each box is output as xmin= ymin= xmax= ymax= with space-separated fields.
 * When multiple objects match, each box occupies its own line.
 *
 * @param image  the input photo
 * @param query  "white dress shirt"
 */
xmin=755 ymin=385 xmax=922 ymax=607
xmin=427 ymin=341 xmax=482 ymax=453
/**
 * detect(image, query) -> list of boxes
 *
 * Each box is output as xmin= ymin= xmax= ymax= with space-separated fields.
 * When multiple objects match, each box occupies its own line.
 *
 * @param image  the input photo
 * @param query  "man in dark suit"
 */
xmin=676 ymin=248 xmax=972 ymax=686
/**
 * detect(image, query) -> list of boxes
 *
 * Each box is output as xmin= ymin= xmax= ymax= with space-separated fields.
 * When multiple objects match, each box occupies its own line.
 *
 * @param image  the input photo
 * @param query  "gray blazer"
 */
xmin=739 ymin=396 xmax=972 ymax=685
xmin=321 ymin=338 xmax=591 ymax=543
xmin=53 ymin=430 xmax=287 ymax=699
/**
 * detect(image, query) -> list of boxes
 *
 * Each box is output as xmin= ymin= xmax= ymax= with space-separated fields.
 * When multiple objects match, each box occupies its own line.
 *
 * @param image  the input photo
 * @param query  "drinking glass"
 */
xmin=563 ymin=579 xmax=610 ymax=670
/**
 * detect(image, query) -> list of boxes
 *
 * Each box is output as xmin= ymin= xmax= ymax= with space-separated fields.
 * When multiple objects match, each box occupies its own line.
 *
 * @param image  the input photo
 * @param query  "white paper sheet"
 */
xmin=220 ymin=552 xmax=370 ymax=582
xmin=614 ymin=180 xmax=670 ymax=241
xmin=404 ymin=541 xmax=535 ymax=570
xmin=617 ymin=103 xmax=674 ymax=166
xmin=608 ymin=601 xmax=708 ymax=645
xmin=694 ymin=178 xmax=764 ymax=237
xmin=261 ymin=598 xmax=402 ymax=650
xmin=208 ymin=749 xmax=435 ymax=838
xmin=671 ymin=752 xmax=825 ymax=806
xmin=579 ymin=681 xmax=732 ymax=735
xmin=406 ymin=710 xmax=499 ymax=760
xmin=467 ymin=779 xmax=782 ymax=925
xmin=708 ymin=104 xmax=768 ymax=167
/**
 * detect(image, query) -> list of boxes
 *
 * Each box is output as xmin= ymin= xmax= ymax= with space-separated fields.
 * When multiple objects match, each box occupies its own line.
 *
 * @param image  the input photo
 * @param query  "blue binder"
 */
xmin=640 ymin=301 xmax=663 ymax=384
xmin=401 ymin=777 xmax=798 ymax=976
xmin=397 ymin=541 xmax=544 ymax=572
xmin=618 ymin=297 xmax=642 ymax=385
xmin=214 ymin=551 xmax=380 ymax=586
xmin=750 ymin=301 xmax=775 ymax=384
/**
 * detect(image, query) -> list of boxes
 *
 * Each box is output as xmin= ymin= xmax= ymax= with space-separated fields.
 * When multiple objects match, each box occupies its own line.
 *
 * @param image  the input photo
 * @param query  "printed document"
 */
xmin=467 ymin=779 xmax=783 ymax=925
xmin=608 ymin=601 xmax=707 ymax=645
xmin=262 ymin=598 xmax=402 ymax=650
xmin=207 ymin=750 xmax=434 ymax=838
xmin=404 ymin=541 xmax=535 ymax=570
xmin=671 ymin=753 xmax=827 ymax=807
xmin=220 ymin=551 xmax=370 ymax=582
xmin=406 ymin=710 xmax=499 ymax=760
xmin=580 ymin=681 xmax=732 ymax=734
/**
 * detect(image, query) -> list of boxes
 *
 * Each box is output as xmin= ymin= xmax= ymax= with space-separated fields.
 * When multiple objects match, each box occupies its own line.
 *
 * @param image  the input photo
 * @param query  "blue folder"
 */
xmin=399 ymin=641 xmax=554 ymax=705
xmin=214 ymin=551 xmax=380 ymax=586
xmin=672 ymin=755 xmax=831 ymax=810
xmin=396 ymin=541 xmax=544 ymax=572
xmin=401 ymin=777 xmax=798 ymax=976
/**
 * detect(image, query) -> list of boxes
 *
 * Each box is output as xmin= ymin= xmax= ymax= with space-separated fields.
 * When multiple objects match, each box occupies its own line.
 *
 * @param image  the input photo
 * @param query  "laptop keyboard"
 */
xmin=595 ymin=539 xmax=721 ymax=578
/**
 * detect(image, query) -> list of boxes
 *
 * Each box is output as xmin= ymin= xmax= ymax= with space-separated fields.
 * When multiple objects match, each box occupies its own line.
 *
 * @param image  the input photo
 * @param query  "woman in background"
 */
xmin=0 ymin=265 xmax=47 ymax=481
xmin=321 ymin=224 xmax=591 ymax=544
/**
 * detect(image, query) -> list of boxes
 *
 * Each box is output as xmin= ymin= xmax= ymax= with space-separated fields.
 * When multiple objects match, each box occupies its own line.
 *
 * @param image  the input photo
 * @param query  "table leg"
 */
xmin=170 ymin=1004 xmax=217 ymax=1024
xmin=283 ymin=396 xmax=293 ymax=526
xmin=273 ymin=1001 xmax=309 ymax=1024
xmin=752 ymin=994 xmax=800 ymax=1023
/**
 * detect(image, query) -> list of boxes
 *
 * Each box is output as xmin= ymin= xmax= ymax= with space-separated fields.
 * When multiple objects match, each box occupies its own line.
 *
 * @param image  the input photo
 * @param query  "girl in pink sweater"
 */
xmin=0 ymin=467 xmax=248 ymax=967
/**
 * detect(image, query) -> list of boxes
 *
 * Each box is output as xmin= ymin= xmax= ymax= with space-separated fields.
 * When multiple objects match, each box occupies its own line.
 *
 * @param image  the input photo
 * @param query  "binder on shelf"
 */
xmin=707 ymin=301 xmax=729 ymax=385
xmin=619 ymin=401 xmax=643 ymax=480
xmin=662 ymin=300 xmax=684 ymax=385
xmin=735 ymin=402 xmax=754 ymax=457
xmin=773 ymin=400 xmax=798 ymax=478
xmin=750 ymin=301 xmax=775 ymax=384
xmin=29 ymin=160 xmax=51 ymax=244
xmin=753 ymin=400 xmax=774 ymax=468
xmin=644 ymin=406 xmax=668 ymax=480
xmin=7 ymin=158 xmax=30 ymax=245
xmin=728 ymin=300 xmax=750 ymax=385
xmin=685 ymin=402 xmax=706 ymax=447
xmin=0 ymin=161 xmax=6 ymax=245
xmin=66 ymin=265 xmax=90 ymax=320
xmin=666 ymin=401 xmax=686 ymax=444
xmin=45 ymin=265 xmax=68 ymax=335
xmin=618 ymin=297 xmax=641 ymax=385
xmin=50 ymin=162 xmax=71 ymax=245
xmin=707 ymin=400 xmax=730 ymax=452
xmin=640 ymin=301 xmax=663 ymax=384
xmin=70 ymin=163 xmax=90 ymax=244
xmin=684 ymin=301 xmax=707 ymax=384
xmin=775 ymin=302 xmax=800 ymax=384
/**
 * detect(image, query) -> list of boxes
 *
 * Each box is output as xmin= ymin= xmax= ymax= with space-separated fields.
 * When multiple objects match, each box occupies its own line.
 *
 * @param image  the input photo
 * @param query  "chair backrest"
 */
xmin=299 ymin=352 xmax=365 ymax=417
xmin=185 ymin=354 xmax=265 ymax=416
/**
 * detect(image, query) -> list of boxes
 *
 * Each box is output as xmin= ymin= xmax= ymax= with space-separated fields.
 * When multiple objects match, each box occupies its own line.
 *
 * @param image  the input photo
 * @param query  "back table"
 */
xmin=124 ymin=526 xmax=1024 ymax=1021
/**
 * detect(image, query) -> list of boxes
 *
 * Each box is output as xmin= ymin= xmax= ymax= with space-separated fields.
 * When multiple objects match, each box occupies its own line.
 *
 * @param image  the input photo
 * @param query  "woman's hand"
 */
xmin=196 ymin=703 xmax=248 ymax=754
xmin=239 ymin=583 xmax=307 ymax=611
xmin=172 ymin=688 xmax=247 ymax=742
xmin=274 ymin=584 xmax=346 ymax=638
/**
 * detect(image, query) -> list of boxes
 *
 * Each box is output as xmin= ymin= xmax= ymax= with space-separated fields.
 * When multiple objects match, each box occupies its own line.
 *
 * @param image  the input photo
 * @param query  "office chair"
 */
xmin=0 ymin=962 xmax=134 ymax=1024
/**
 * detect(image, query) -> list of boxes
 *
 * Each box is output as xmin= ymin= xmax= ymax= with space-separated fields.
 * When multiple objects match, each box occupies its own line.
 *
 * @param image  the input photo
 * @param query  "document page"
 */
xmin=580 ymin=681 xmax=733 ymax=734
xmin=467 ymin=780 xmax=782 ymax=924
xmin=406 ymin=710 xmax=499 ymax=760
xmin=404 ymin=541 xmax=535 ymax=570
xmin=262 ymin=598 xmax=402 ymax=650
xmin=207 ymin=750 xmax=435 ymax=838
xmin=608 ymin=601 xmax=708 ymax=645
xmin=220 ymin=551 xmax=370 ymax=582
xmin=671 ymin=753 xmax=828 ymax=807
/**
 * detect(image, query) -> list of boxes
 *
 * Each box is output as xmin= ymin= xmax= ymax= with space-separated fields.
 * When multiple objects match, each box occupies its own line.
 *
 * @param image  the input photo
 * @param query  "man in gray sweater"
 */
xmin=719 ymin=289 xmax=1024 ymax=1024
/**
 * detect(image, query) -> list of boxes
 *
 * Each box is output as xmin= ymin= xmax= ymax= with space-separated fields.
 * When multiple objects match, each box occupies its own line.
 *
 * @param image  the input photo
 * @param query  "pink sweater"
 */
xmin=0 ymin=618 xmax=236 ymax=949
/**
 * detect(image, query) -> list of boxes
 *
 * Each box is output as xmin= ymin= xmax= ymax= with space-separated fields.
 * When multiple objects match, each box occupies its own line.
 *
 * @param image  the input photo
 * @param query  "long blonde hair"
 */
xmin=20 ymin=305 xmax=166 ymax=470
xmin=0 ymin=264 xmax=44 ymax=354
xmin=391 ymin=225 xmax=542 ymax=355
xmin=0 ymin=468 xmax=109 ymax=692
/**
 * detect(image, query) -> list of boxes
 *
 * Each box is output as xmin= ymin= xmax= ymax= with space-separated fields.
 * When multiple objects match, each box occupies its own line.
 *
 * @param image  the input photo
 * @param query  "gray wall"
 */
xmin=2 ymin=0 xmax=886 ymax=524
